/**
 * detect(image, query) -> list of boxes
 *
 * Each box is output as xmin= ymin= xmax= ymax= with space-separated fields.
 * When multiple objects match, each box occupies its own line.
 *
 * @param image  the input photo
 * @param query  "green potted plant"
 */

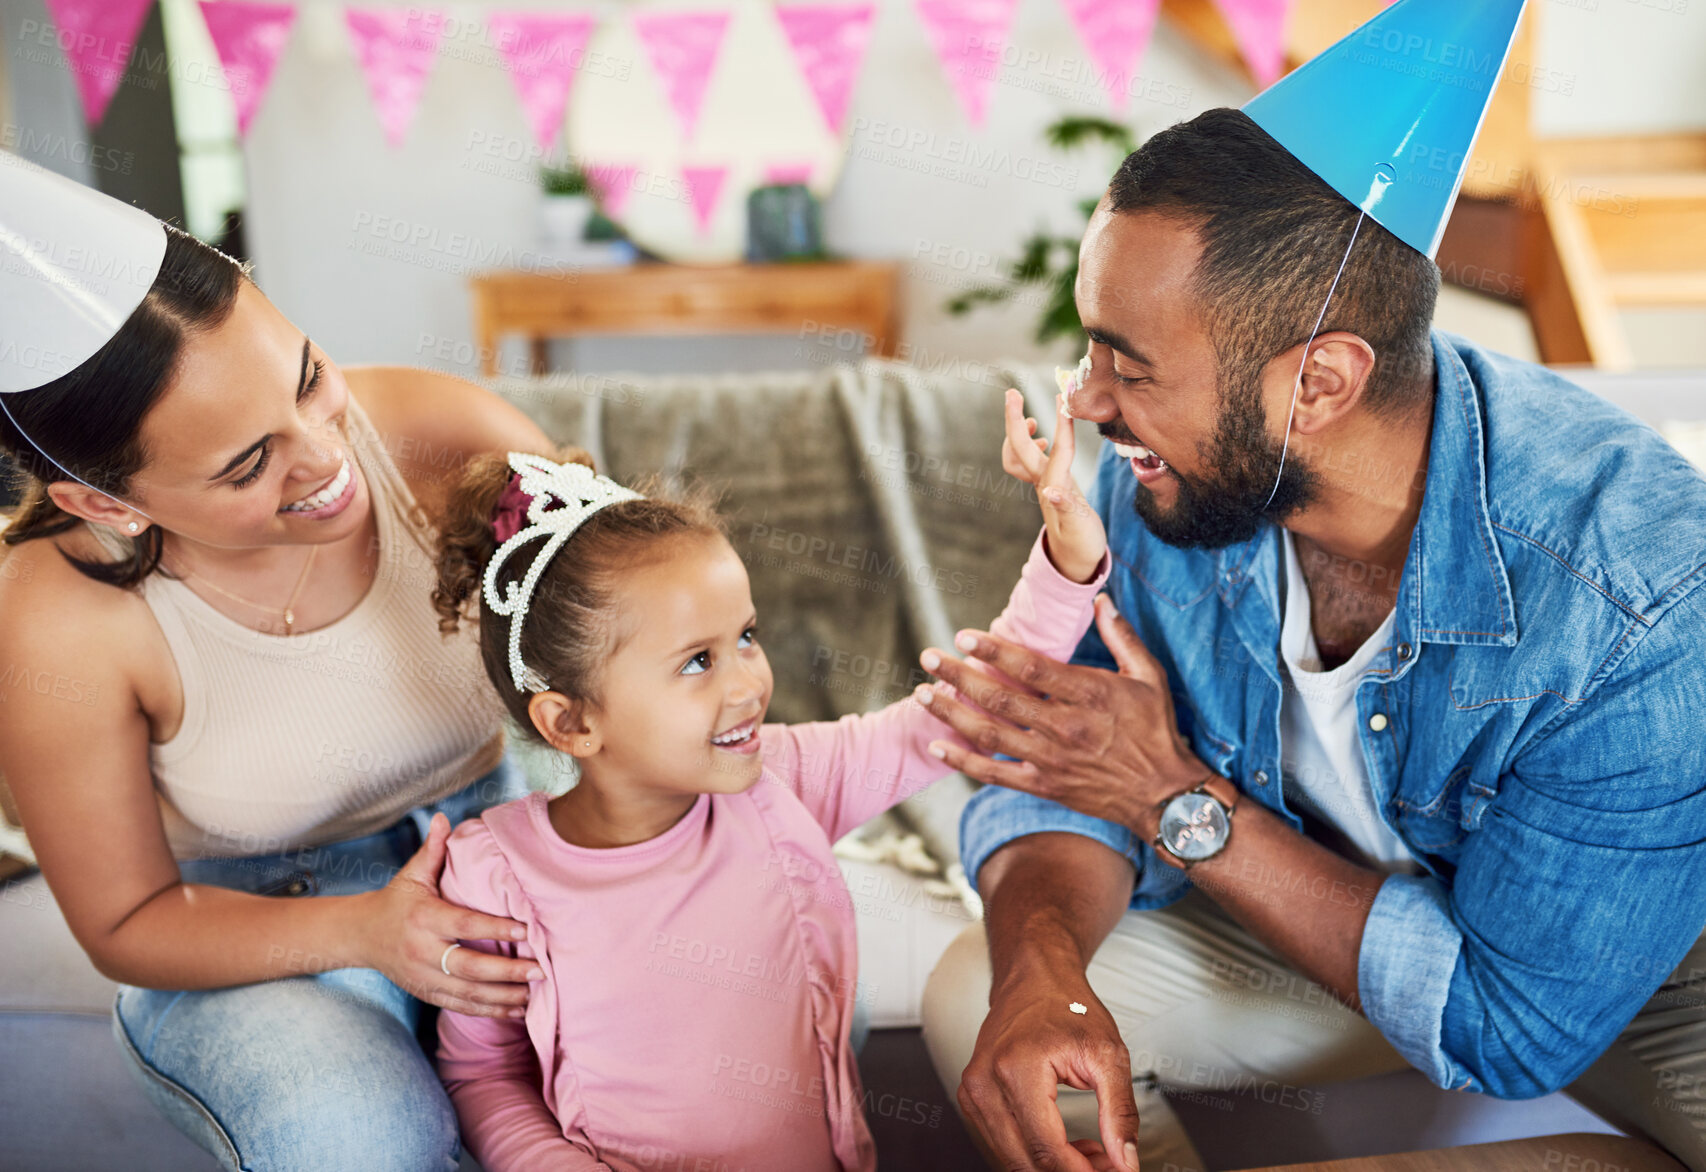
xmin=539 ymin=161 xmax=595 ymax=245
xmin=944 ymin=116 xmax=1139 ymax=351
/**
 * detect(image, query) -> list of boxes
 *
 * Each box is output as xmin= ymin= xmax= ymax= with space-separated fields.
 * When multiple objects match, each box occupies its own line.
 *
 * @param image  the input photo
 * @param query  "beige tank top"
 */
xmin=94 ymin=396 xmax=508 ymax=859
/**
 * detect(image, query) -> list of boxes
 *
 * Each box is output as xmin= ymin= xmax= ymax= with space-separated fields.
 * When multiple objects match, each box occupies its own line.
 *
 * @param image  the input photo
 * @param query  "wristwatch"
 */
xmin=1152 ymin=774 xmax=1240 ymax=868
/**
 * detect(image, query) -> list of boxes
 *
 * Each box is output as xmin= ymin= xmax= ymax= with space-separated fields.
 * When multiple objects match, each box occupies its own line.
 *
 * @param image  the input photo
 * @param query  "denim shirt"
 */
xmin=960 ymin=330 xmax=1706 ymax=1098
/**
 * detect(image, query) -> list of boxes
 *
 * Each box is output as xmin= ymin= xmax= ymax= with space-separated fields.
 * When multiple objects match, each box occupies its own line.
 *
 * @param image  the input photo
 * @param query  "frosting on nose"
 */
xmin=1055 ymin=353 xmax=1096 ymax=422
xmin=1054 ymin=352 xmax=1093 ymax=397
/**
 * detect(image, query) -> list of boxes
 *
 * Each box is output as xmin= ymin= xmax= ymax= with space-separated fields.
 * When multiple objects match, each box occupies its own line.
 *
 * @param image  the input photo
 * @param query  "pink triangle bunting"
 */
xmin=198 ymin=1 xmax=297 ymax=138
xmin=632 ymin=10 xmax=730 ymax=144
xmin=42 ymin=0 xmax=155 ymax=128
xmin=773 ymin=3 xmax=874 ymax=136
xmin=681 ymin=164 xmax=728 ymax=235
xmin=1212 ymin=0 xmax=1292 ymax=88
xmin=1058 ymin=0 xmax=1159 ymax=112
xmin=912 ymin=0 xmax=1020 ymax=127
xmin=764 ymin=161 xmax=816 ymax=186
xmin=345 ymin=7 xmax=446 ymax=148
xmin=486 ymin=11 xmax=599 ymax=152
xmin=585 ymin=163 xmax=639 ymax=220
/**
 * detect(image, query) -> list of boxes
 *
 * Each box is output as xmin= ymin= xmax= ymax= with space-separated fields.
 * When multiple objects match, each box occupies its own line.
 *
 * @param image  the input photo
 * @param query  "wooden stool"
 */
xmin=1235 ymin=1132 xmax=1685 ymax=1172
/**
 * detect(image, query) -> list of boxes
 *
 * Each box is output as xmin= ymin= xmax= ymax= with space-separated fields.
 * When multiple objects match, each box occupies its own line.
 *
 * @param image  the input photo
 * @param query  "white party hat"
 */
xmin=0 ymin=152 xmax=168 ymax=394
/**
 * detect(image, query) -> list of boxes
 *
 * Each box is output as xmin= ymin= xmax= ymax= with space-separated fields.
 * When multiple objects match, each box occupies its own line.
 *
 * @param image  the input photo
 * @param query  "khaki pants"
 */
xmin=921 ymin=888 xmax=1706 ymax=1171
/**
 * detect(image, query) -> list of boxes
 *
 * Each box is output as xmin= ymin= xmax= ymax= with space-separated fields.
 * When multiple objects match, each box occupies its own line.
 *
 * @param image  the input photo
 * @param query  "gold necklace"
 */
xmin=176 ymin=546 xmax=319 ymax=635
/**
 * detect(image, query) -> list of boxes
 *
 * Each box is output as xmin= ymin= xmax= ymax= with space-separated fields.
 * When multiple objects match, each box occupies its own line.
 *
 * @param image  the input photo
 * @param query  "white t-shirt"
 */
xmin=1278 ymin=531 xmax=1417 ymax=874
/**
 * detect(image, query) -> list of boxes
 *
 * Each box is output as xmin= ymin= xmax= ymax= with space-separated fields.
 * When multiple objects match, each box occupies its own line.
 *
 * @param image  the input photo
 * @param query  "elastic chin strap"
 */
xmin=1258 ymin=208 xmax=1369 ymax=515
xmin=0 ymin=392 xmax=156 ymax=527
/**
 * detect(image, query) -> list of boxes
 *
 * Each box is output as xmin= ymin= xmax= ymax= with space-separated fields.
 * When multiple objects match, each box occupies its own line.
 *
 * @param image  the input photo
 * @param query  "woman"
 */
xmin=0 ymin=160 xmax=552 ymax=1170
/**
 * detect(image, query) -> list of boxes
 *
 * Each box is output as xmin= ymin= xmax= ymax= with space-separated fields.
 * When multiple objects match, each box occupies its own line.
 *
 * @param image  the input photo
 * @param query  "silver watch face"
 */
xmin=1158 ymin=791 xmax=1230 ymax=862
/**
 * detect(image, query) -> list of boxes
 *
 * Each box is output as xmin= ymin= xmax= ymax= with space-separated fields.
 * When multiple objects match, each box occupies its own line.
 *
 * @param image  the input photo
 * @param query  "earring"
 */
xmin=126 ymin=521 xmax=140 ymax=533
xmin=583 ymin=741 xmax=592 ymax=749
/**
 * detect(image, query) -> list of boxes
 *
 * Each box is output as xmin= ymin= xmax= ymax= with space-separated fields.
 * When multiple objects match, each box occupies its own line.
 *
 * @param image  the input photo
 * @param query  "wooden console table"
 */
xmin=469 ymin=260 xmax=901 ymax=375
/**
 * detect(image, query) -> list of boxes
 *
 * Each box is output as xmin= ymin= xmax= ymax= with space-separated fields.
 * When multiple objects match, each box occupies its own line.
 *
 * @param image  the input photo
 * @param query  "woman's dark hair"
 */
xmin=0 ymin=223 xmax=250 ymax=587
xmin=1107 ymin=107 xmax=1441 ymax=417
xmin=431 ymin=448 xmax=724 ymax=741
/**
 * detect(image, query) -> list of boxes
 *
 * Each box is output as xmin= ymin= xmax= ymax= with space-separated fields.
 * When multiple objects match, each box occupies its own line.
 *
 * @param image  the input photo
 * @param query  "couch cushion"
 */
xmin=0 ymin=1012 xmax=222 ymax=1172
xmin=0 ymin=873 xmax=118 ymax=1016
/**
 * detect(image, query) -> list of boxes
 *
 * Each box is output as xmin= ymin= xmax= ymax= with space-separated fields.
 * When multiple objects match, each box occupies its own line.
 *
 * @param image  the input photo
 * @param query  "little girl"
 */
xmin=431 ymin=388 xmax=1106 ymax=1171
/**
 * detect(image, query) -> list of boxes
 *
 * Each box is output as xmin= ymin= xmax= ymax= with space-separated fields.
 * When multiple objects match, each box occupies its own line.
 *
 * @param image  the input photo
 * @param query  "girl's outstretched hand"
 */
xmin=1001 ymin=386 xmax=1107 ymax=583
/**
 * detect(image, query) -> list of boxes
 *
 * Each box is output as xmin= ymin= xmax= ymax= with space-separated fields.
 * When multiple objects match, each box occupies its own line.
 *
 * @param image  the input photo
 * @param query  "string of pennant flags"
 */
xmin=39 ymin=0 xmax=1293 ymax=230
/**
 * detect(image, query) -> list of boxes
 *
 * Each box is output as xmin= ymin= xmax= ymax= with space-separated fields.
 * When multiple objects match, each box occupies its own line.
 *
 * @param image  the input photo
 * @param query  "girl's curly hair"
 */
xmin=431 ymin=447 xmax=723 ymax=739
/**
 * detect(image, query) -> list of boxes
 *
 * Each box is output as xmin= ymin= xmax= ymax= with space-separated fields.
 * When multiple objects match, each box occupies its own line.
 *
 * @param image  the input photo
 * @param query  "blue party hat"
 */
xmin=1243 ymin=0 xmax=1527 ymax=259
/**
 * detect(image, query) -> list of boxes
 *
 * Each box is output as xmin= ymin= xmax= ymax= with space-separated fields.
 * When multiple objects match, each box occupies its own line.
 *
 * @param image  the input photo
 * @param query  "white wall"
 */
xmin=1533 ymin=0 xmax=1706 ymax=138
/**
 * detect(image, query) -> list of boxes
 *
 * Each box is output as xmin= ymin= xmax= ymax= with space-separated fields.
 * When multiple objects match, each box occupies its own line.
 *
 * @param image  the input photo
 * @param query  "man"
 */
xmin=911 ymin=99 xmax=1706 ymax=1172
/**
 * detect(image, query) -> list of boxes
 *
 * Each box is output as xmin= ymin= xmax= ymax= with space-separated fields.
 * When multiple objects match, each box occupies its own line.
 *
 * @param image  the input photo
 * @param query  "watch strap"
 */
xmin=1198 ymin=773 xmax=1239 ymax=817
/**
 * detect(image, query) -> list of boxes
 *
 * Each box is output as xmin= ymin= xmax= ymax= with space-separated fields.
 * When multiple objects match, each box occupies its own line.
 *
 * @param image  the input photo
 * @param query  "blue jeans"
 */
xmin=111 ymin=757 xmax=529 ymax=1172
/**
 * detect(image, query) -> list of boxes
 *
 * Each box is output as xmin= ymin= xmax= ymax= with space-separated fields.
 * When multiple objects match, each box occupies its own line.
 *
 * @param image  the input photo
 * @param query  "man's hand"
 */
xmin=961 ymin=939 xmax=1142 ymax=1171
xmin=919 ymin=594 xmax=1210 ymax=837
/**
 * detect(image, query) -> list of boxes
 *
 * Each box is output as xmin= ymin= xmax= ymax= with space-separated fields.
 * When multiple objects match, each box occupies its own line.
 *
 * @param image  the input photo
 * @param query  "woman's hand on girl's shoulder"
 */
xmin=999 ymin=387 xmax=1107 ymax=584
xmin=352 ymin=811 xmax=540 ymax=1019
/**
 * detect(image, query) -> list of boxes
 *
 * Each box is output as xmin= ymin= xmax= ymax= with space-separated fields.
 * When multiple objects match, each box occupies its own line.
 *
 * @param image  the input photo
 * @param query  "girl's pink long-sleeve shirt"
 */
xmin=436 ymin=531 xmax=1108 ymax=1172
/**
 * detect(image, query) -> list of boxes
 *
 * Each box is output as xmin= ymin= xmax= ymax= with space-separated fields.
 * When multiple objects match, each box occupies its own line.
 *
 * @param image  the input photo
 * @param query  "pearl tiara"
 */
xmin=481 ymin=452 xmax=643 ymax=694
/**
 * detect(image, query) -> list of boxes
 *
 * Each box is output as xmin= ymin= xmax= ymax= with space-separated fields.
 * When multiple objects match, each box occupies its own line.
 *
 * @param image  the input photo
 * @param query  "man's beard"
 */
xmin=1122 ymin=363 xmax=1318 ymax=550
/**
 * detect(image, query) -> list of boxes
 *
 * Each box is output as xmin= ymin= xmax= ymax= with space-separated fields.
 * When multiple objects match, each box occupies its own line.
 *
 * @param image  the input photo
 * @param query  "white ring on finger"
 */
xmin=440 ymin=942 xmax=462 ymax=976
